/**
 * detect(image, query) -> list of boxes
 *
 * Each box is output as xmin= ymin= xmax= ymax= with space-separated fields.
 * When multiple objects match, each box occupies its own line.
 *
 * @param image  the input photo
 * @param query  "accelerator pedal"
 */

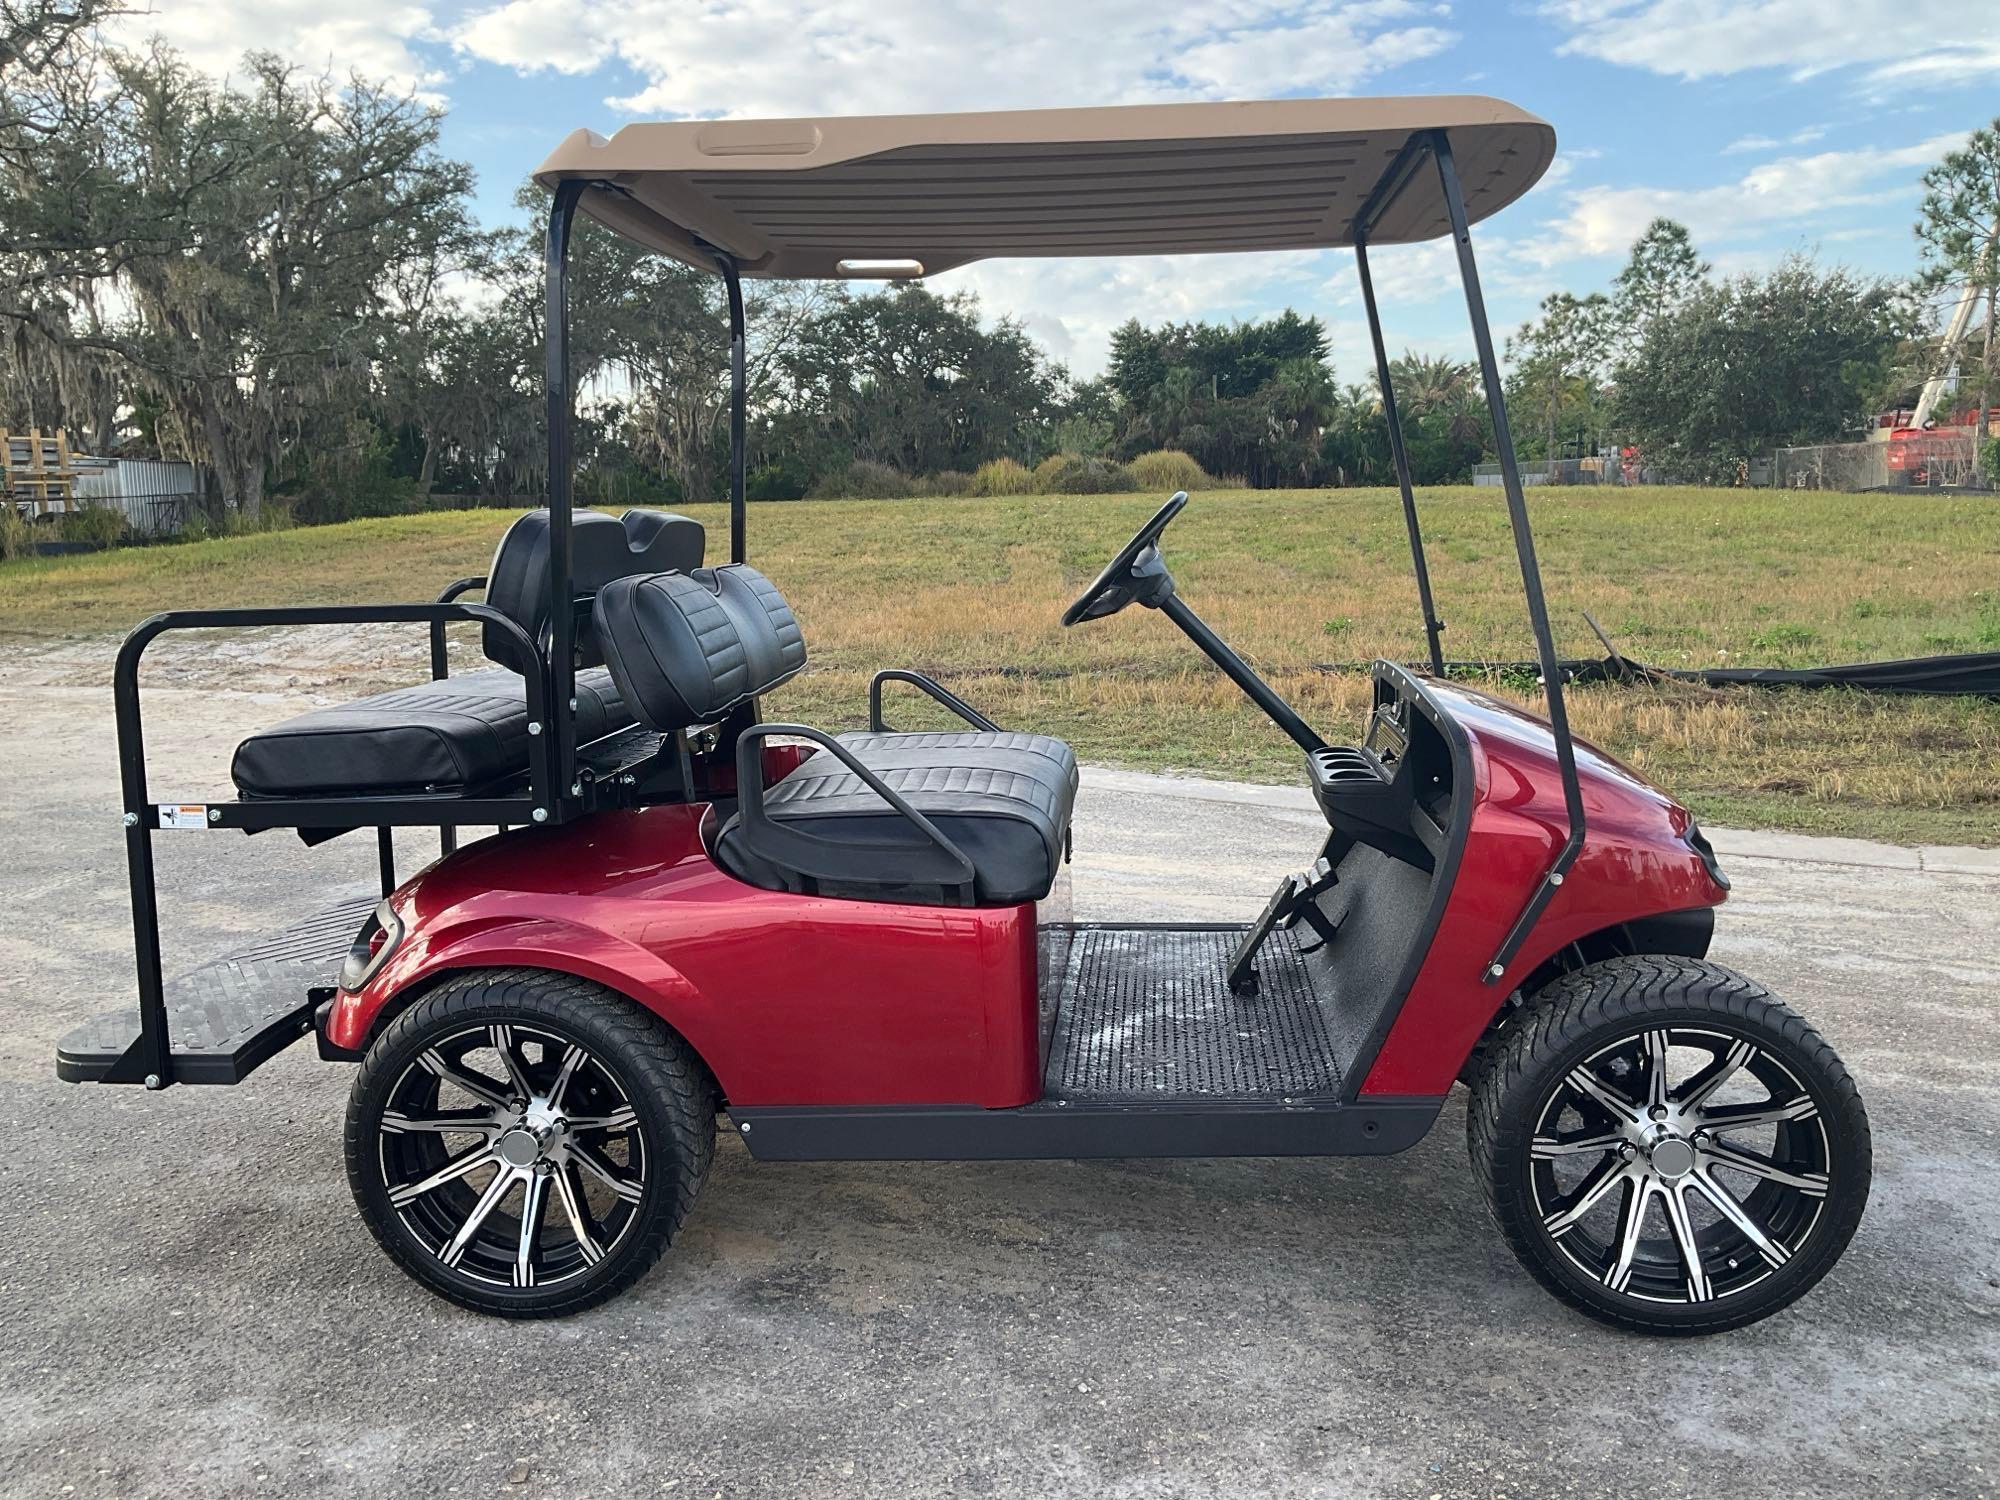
xmin=1226 ymin=857 xmax=1339 ymax=996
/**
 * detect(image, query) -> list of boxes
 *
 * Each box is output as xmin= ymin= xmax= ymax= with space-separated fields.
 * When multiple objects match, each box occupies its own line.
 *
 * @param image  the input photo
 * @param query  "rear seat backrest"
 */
xmin=593 ymin=564 xmax=806 ymax=733
xmin=481 ymin=507 xmax=705 ymax=675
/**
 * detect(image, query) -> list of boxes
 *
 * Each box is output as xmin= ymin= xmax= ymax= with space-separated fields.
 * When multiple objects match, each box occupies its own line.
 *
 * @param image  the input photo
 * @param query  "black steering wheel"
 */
xmin=1061 ymin=491 xmax=1189 ymax=626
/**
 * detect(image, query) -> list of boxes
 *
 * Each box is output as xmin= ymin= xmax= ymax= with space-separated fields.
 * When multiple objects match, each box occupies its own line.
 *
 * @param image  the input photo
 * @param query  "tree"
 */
xmin=1914 ymin=119 xmax=2000 ymax=483
xmin=3 ymin=35 xmax=482 ymax=515
xmin=1507 ymin=291 xmax=1611 ymax=465
xmin=1611 ymin=218 xmax=1708 ymax=349
xmin=1612 ymin=257 xmax=1910 ymax=484
xmin=770 ymin=283 xmax=1063 ymax=477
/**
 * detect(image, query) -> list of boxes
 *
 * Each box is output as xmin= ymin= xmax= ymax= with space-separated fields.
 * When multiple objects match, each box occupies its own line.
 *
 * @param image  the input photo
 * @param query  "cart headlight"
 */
xmin=339 ymin=899 xmax=404 ymax=992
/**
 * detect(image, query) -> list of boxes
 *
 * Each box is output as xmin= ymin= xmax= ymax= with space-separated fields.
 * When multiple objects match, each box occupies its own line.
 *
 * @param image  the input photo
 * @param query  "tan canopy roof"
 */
xmin=533 ymin=96 xmax=1554 ymax=279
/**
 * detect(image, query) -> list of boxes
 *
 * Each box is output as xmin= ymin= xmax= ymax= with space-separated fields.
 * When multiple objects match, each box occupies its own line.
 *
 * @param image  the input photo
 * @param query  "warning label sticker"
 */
xmin=157 ymin=804 xmax=210 ymax=830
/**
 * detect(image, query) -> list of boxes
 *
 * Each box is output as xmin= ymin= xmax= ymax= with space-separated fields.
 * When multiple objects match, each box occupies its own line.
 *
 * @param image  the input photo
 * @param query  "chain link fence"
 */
xmin=1775 ymin=432 xmax=1977 ymax=491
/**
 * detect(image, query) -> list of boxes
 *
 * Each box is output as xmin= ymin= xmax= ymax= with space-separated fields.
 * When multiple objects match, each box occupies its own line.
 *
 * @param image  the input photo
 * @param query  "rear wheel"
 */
xmin=1469 ymin=956 xmax=1868 ymax=1335
xmin=345 ymin=968 xmax=716 ymax=1317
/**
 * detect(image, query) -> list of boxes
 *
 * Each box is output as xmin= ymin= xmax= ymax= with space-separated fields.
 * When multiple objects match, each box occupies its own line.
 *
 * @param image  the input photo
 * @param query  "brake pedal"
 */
xmin=1226 ymin=857 xmax=1337 ymax=995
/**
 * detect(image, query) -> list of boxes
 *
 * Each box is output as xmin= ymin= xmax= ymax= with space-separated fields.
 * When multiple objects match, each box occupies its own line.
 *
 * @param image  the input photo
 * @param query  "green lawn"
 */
xmin=4 ymin=485 xmax=1997 ymax=844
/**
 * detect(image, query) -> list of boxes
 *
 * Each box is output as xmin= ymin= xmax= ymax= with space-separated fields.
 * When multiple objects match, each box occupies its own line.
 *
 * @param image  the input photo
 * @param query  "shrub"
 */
xmin=1040 ymin=454 xmax=1141 ymax=494
xmin=918 ymin=469 xmax=973 ymax=496
xmin=1128 ymin=449 xmax=1211 ymax=493
xmin=0 ymin=504 xmax=32 ymax=561
xmin=809 ymin=458 xmax=915 ymax=499
xmin=58 ymin=504 xmax=129 ymax=549
xmin=1032 ymin=453 xmax=1072 ymax=491
xmin=969 ymin=457 xmax=1034 ymax=496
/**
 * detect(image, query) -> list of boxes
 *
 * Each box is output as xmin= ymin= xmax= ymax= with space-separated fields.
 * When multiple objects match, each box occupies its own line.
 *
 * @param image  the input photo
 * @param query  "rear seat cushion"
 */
xmin=594 ymin=564 xmax=806 ymax=733
xmin=714 ymin=730 xmax=1079 ymax=905
xmin=230 ymin=667 xmax=631 ymax=798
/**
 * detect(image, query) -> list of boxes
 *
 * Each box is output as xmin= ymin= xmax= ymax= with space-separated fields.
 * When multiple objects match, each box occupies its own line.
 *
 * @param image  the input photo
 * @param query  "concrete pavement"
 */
xmin=1 ymin=685 xmax=1995 ymax=1500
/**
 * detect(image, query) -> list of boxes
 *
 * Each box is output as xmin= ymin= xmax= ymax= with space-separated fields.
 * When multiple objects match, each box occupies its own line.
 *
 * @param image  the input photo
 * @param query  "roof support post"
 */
xmin=542 ymin=179 xmax=586 ymax=807
xmin=715 ymin=251 xmax=748 ymax=564
xmin=1429 ymin=128 xmax=1586 ymax=984
xmin=1354 ymin=234 xmax=1445 ymax=674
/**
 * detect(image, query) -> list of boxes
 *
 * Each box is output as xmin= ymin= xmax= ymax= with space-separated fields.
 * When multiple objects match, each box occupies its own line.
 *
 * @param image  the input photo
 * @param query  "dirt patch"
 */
xmin=0 ymin=622 xmax=485 ymax=697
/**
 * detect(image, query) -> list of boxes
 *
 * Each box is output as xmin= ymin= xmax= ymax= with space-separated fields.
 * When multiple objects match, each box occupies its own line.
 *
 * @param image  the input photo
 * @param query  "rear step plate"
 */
xmin=56 ymin=892 xmax=375 ymax=1085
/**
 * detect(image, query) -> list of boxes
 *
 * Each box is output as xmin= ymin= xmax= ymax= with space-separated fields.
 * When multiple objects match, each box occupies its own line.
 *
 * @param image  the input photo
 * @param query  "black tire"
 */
xmin=1468 ymin=955 xmax=1869 ymax=1335
xmin=345 ymin=968 xmax=716 ymax=1318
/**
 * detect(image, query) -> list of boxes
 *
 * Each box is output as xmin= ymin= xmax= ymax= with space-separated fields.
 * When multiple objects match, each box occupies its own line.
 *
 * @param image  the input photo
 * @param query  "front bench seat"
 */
xmin=714 ymin=729 xmax=1078 ymax=905
xmin=592 ymin=566 xmax=1077 ymax=906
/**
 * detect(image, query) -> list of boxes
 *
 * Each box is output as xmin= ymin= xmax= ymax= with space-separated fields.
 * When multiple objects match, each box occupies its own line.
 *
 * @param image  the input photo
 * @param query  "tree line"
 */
xmin=5 ymin=0 xmax=1996 ymax=532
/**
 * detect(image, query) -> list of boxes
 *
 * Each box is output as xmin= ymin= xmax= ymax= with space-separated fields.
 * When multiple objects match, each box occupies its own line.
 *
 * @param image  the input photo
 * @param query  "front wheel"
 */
xmin=345 ymin=968 xmax=716 ymax=1317
xmin=1468 ymin=956 xmax=1869 ymax=1335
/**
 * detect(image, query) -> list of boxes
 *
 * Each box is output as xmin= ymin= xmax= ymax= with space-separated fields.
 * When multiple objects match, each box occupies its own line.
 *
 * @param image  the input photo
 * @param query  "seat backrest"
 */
xmin=593 ymin=564 xmax=806 ymax=732
xmin=481 ymin=507 xmax=705 ymax=675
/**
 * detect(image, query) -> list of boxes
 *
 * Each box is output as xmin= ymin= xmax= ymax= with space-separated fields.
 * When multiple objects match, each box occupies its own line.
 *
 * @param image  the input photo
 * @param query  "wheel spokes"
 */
xmin=552 ymin=1163 xmax=605 ymax=1266
xmin=1676 ymin=1038 xmax=1753 ymax=1111
xmin=441 ymin=1163 xmax=520 ymax=1269
xmin=1701 ymin=1138 xmax=1829 ymax=1197
xmin=514 ymin=1170 xmax=551 ymax=1288
xmin=567 ymin=1104 xmax=638 ymax=1134
xmin=388 ymin=1144 xmax=498 ymax=1207
xmin=1544 ymin=1157 xmax=1632 ymax=1237
xmin=548 ymin=1044 xmax=587 ymax=1113
xmin=420 ymin=1048 xmax=512 ymax=1111
xmin=382 ymin=1108 xmax=500 ymax=1135
xmin=1697 ymin=1094 xmax=1818 ymax=1133
xmin=1687 ymin=1169 xmax=1791 ymax=1269
xmin=1641 ymin=1029 xmax=1672 ymax=1113
xmin=1660 ymin=1182 xmax=1712 ymax=1301
xmin=1605 ymin=1176 xmax=1650 ymax=1293
xmin=1532 ymin=1130 xmax=1624 ymax=1160
xmin=1566 ymin=1064 xmax=1643 ymax=1124
xmin=489 ymin=1024 xmax=535 ymax=1101
xmin=569 ymin=1141 xmax=644 ymax=1203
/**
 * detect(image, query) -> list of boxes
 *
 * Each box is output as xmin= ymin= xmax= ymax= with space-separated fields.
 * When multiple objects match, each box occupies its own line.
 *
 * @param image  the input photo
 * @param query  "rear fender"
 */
xmin=321 ymin=911 xmax=720 ymax=1086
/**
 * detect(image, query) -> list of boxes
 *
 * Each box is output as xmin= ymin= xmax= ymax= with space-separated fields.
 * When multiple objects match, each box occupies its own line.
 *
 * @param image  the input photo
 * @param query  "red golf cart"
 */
xmin=58 ymin=96 xmax=1868 ymax=1333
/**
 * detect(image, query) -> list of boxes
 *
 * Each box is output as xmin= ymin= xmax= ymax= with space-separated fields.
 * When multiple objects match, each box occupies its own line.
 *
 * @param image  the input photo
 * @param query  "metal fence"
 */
xmin=1472 ymin=457 xmax=1680 ymax=486
xmin=1774 ymin=432 xmax=1977 ymax=492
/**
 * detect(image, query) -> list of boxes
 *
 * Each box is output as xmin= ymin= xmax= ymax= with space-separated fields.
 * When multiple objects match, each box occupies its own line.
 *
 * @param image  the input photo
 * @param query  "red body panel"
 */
xmin=328 ymin=676 xmax=1722 ymax=1113
xmin=1358 ymin=679 xmax=1724 ymax=1096
xmin=323 ymin=805 xmax=1043 ymax=1108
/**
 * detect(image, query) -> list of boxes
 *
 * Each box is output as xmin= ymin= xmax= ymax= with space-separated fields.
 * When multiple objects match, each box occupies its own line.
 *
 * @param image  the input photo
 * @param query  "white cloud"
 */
xmin=109 ymin=0 xmax=445 ymax=95
xmin=447 ymin=0 xmax=1457 ymax=116
xmin=1722 ymin=123 xmax=1827 ymax=155
xmin=1544 ymin=0 xmax=2000 ymax=91
xmin=1513 ymin=132 xmax=1963 ymax=269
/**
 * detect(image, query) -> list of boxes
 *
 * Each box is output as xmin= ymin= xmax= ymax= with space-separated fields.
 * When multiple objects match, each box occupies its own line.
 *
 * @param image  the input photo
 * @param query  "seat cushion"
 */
xmin=231 ymin=667 xmax=633 ymax=798
xmin=715 ymin=730 xmax=1079 ymax=905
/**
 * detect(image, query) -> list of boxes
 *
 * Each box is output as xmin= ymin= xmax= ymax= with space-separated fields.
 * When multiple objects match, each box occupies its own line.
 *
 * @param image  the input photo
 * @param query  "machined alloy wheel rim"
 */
xmin=1529 ymin=1026 xmax=1831 ymax=1305
xmin=377 ymin=1023 xmax=647 ymax=1290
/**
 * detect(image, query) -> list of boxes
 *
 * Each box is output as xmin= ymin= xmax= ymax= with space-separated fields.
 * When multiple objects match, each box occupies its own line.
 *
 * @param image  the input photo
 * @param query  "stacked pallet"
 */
xmin=3 ymin=428 xmax=80 ymax=514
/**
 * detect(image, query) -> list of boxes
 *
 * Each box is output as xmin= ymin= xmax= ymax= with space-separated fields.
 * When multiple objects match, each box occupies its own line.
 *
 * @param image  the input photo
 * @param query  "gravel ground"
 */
xmin=0 ymin=668 xmax=1995 ymax=1500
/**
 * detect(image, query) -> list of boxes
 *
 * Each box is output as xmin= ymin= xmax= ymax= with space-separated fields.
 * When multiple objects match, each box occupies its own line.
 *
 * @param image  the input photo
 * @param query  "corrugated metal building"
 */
xmin=73 ymin=458 xmax=202 ymax=534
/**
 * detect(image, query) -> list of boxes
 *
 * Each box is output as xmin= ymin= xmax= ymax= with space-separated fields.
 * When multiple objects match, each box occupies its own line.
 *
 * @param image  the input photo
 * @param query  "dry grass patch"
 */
xmin=3 ymin=487 xmax=1996 ymax=844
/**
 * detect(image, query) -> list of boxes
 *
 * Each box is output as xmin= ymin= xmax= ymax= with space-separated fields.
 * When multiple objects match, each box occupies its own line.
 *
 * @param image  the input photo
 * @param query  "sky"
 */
xmin=110 ymin=0 xmax=2000 ymax=382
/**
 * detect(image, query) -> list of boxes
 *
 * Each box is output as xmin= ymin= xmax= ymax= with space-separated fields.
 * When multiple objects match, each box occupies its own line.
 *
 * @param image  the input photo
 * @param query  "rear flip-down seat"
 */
xmin=592 ymin=565 xmax=1078 ymax=905
xmin=231 ymin=667 xmax=630 ymax=798
xmin=228 ymin=507 xmax=702 ymax=801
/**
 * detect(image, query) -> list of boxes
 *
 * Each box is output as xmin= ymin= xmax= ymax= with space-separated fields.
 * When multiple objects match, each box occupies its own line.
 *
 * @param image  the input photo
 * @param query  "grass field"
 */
xmin=3 ymin=485 xmax=1997 ymax=844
